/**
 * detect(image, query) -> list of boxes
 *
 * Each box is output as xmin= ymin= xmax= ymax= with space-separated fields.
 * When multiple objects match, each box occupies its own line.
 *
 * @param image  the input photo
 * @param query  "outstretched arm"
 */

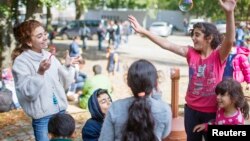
xmin=128 ymin=15 xmax=188 ymax=57
xmin=219 ymin=0 xmax=237 ymax=62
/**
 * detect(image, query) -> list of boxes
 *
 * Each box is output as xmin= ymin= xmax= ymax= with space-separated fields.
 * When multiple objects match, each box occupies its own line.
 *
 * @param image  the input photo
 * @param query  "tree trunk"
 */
xmin=75 ymin=0 xmax=83 ymax=20
xmin=0 ymin=0 xmax=17 ymax=80
xmin=12 ymin=0 xmax=20 ymax=24
xmin=25 ymin=0 xmax=43 ymax=20
xmin=247 ymin=5 xmax=250 ymax=23
xmin=46 ymin=6 xmax=52 ymax=29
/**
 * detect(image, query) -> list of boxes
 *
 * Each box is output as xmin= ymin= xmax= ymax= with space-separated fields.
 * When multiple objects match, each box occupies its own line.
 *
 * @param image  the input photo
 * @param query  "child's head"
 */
xmin=191 ymin=22 xmax=222 ymax=50
xmin=73 ymin=36 xmax=81 ymax=43
xmin=107 ymin=45 xmax=114 ymax=52
xmin=215 ymin=78 xmax=249 ymax=119
xmin=122 ymin=59 xmax=158 ymax=141
xmin=88 ymin=89 xmax=112 ymax=120
xmin=106 ymin=47 xmax=111 ymax=53
xmin=12 ymin=20 xmax=47 ymax=61
xmin=48 ymin=113 xmax=76 ymax=139
xmin=93 ymin=64 xmax=102 ymax=75
xmin=127 ymin=59 xmax=158 ymax=97
xmin=96 ymin=89 xmax=112 ymax=114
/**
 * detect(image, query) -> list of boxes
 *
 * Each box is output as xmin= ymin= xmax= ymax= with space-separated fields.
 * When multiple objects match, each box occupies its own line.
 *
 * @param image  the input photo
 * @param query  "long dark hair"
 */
xmin=191 ymin=22 xmax=222 ymax=49
xmin=12 ymin=20 xmax=43 ymax=61
xmin=215 ymin=78 xmax=249 ymax=119
xmin=122 ymin=59 xmax=158 ymax=141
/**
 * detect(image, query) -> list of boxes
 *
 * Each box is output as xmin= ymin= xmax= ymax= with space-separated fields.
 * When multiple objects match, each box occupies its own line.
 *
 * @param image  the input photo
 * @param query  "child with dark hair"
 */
xmin=128 ymin=1 xmax=237 ymax=141
xmin=193 ymin=78 xmax=249 ymax=132
xmin=99 ymin=59 xmax=172 ymax=141
xmin=48 ymin=113 xmax=76 ymax=141
xmin=82 ymin=88 xmax=112 ymax=141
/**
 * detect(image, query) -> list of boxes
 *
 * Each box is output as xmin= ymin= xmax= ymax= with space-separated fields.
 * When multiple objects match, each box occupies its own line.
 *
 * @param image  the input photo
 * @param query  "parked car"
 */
xmin=187 ymin=18 xmax=205 ymax=35
xmin=149 ymin=21 xmax=173 ymax=37
xmin=215 ymin=20 xmax=226 ymax=34
xmin=57 ymin=20 xmax=101 ymax=40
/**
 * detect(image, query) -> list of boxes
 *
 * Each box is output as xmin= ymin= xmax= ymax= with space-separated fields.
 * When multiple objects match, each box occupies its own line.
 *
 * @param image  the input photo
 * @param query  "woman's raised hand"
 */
xmin=219 ymin=0 xmax=237 ymax=12
xmin=128 ymin=15 xmax=145 ymax=34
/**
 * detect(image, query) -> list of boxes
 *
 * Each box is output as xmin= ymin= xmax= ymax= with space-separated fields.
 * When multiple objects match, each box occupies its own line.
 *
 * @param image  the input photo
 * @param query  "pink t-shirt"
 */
xmin=205 ymin=108 xmax=244 ymax=131
xmin=186 ymin=47 xmax=226 ymax=113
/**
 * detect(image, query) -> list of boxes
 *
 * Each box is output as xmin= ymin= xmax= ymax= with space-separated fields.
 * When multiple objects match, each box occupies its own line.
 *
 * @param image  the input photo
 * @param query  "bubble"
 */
xmin=179 ymin=0 xmax=193 ymax=12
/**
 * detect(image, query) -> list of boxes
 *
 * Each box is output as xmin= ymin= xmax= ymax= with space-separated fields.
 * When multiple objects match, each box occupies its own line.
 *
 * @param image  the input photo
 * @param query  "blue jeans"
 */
xmin=32 ymin=111 xmax=65 ymax=141
xmin=82 ymin=38 xmax=87 ymax=49
xmin=184 ymin=104 xmax=216 ymax=141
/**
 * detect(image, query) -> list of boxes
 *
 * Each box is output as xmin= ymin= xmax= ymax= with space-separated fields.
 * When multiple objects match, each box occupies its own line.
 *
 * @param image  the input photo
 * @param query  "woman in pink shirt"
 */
xmin=128 ymin=1 xmax=237 ymax=141
xmin=193 ymin=78 xmax=249 ymax=132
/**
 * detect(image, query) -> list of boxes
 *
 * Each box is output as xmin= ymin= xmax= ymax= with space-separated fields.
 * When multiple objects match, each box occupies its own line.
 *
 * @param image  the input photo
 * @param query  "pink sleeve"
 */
xmin=186 ymin=46 xmax=196 ymax=64
xmin=232 ymin=110 xmax=245 ymax=125
xmin=239 ymin=55 xmax=250 ymax=83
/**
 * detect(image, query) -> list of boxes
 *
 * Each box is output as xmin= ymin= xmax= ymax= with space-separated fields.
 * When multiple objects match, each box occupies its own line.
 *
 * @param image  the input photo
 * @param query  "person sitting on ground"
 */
xmin=82 ymin=88 xmax=112 ymax=141
xmin=79 ymin=65 xmax=112 ymax=109
xmin=48 ymin=113 xmax=76 ymax=141
xmin=67 ymin=59 xmax=87 ymax=101
xmin=99 ymin=59 xmax=172 ymax=141
xmin=75 ymin=59 xmax=87 ymax=94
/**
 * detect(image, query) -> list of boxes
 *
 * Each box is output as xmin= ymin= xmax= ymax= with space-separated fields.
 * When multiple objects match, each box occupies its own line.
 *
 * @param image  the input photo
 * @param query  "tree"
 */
xmin=235 ymin=0 xmax=250 ymax=21
xmin=24 ymin=0 xmax=43 ymax=20
xmin=40 ymin=0 xmax=61 ymax=32
xmin=0 ymin=0 xmax=18 ymax=80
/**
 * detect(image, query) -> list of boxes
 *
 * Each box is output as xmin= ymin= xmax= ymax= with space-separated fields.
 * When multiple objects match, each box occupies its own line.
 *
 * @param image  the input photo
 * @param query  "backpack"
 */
xmin=115 ymin=25 xmax=120 ymax=35
xmin=0 ymin=87 xmax=14 ymax=112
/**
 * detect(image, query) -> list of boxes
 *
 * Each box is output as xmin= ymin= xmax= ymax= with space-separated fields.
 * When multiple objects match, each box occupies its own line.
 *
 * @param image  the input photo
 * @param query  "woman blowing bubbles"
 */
xmin=11 ymin=20 xmax=79 ymax=141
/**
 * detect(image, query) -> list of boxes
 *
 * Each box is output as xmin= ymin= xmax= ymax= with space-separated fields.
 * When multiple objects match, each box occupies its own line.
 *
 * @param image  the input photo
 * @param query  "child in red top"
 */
xmin=193 ymin=78 xmax=249 ymax=132
xmin=128 ymin=1 xmax=237 ymax=141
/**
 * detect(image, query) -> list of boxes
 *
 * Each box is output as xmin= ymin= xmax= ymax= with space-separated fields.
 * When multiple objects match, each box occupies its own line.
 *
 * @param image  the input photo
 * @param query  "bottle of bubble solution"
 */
xmin=179 ymin=0 xmax=193 ymax=12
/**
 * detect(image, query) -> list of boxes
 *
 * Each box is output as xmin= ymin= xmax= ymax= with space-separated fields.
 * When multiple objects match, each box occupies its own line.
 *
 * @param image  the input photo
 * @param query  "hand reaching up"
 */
xmin=219 ymin=0 xmax=237 ymax=12
xmin=128 ymin=15 xmax=145 ymax=34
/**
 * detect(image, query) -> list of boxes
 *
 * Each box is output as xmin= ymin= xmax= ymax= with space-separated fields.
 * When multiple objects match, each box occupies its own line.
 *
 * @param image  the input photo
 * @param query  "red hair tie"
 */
xmin=138 ymin=92 xmax=145 ymax=97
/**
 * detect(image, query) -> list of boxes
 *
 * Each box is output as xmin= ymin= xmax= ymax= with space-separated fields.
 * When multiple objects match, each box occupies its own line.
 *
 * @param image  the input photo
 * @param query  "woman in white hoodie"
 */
xmin=11 ymin=20 xmax=77 ymax=141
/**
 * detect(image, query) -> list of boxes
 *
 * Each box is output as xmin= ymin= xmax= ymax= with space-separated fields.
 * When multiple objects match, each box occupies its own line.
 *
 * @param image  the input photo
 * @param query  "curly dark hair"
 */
xmin=215 ymin=78 xmax=249 ymax=119
xmin=191 ymin=22 xmax=222 ymax=49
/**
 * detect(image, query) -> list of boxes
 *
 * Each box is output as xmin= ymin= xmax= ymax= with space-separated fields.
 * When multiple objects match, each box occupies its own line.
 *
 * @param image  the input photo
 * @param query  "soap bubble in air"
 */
xmin=179 ymin=0 xmax=193 ymax=12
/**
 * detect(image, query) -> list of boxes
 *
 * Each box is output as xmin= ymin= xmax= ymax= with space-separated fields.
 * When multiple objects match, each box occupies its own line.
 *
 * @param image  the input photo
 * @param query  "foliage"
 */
xmin=0 ymin=5 xmax=11 ymax=23
xmin=40 ymin=0 xmax=61 ymax=8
